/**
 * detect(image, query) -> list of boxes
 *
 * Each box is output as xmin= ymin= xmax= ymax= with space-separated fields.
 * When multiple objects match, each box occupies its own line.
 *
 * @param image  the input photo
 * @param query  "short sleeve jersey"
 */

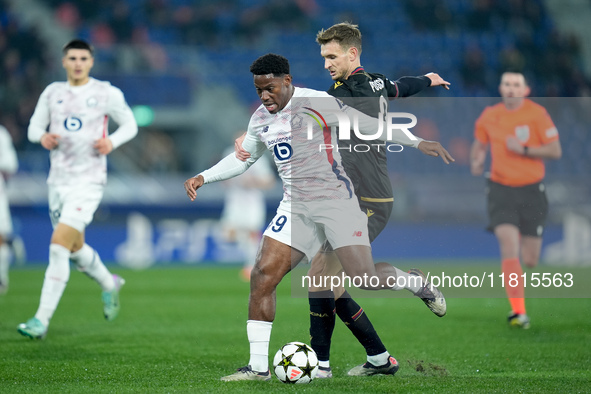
xmin=474 ymin=99 xmax=559 ymax=187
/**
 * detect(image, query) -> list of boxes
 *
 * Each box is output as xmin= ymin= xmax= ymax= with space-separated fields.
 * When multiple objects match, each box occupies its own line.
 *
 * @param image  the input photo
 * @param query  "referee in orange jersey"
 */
xmin=470 ymin=71 xmax=562 ymax=329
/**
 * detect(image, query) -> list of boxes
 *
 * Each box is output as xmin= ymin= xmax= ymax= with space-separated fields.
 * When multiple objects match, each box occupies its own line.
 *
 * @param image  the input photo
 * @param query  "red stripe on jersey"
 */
xmin=304 ymin=107 xmax=334 ymax=164
xmin=102 ymin=115 xmax=108 ymax=138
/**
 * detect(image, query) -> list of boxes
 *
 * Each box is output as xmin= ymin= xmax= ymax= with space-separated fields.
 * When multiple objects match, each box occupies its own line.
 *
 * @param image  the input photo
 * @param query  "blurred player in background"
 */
xmin=0 ymin=125 xmax=19 ymax=294
xmin=471 ymin=71 xmax=561 ymax=329
xmin=18 ymin=39 xmax=138 ymax=339
xmin=220 ymin=135 xmax=275 ymax=281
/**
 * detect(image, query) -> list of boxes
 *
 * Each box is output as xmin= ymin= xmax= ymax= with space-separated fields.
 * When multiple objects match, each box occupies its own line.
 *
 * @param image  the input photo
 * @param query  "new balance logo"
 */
xmin=352 ymin=231 xmax=363 ymax=237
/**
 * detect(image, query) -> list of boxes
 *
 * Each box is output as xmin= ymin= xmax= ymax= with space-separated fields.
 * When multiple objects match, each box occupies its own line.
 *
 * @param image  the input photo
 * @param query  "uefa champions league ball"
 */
xmin=273 ymin=341 xmax=319 ymax=384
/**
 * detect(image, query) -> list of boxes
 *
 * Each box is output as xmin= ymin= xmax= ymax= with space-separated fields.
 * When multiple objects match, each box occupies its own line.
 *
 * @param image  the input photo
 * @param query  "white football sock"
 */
xmin=391 ymin=268 xmax=422 ymax=293
xmin=35 ymin=244 xmax=71 ymax=326
xmin=318 ymin=360 xmax=330 ymax=368
xmin=247 ymin=320 xmax=273 ymax=372
xmin=367 ymin=351 xmax=390 ymax=366
xmin=71 ymin=244 xmax=115 ymax=292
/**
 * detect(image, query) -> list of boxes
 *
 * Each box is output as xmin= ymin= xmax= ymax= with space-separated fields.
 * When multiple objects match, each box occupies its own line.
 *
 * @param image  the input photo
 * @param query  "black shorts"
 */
xmin=486 ymin=180 xmax=548 ymax=237
xmin=358 ymin=198 xmax=393 ymax=243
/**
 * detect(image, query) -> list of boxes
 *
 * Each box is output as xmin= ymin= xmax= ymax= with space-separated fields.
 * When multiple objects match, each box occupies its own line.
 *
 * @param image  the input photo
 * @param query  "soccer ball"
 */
xmin=273 ymin=341 xmax=319 ymax=384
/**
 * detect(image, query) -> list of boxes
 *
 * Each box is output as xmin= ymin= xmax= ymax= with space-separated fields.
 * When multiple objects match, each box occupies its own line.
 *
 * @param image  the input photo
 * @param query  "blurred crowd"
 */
xmin=0 ymin=3 xmax=48 ymax=151
xmin=405 ymin=0 xmax=590 ymax=96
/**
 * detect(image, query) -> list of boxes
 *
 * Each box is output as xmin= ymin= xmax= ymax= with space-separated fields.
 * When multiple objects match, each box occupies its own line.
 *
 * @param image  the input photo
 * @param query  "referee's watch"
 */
xmin=523 ymin=146 xmax=529 ymax=156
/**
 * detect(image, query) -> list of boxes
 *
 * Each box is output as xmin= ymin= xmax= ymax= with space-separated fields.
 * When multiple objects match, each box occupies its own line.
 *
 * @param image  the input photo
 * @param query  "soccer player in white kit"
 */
xmin=0 ymin=125 xmax=18 ymax=294
xmin=18 ymin=39 xmax=138 ymax=339
xmin=183 ymin=54 xmax=446 ymax=381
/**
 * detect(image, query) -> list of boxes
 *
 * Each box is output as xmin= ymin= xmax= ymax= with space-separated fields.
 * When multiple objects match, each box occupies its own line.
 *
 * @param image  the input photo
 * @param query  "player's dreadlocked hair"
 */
xmin=316 ymin=22 xmax=362 ymax=54
xmin=62 ymin=39 xmax=94 ymax=56
xmin=250 ymin=54 xmax=290 ymax=77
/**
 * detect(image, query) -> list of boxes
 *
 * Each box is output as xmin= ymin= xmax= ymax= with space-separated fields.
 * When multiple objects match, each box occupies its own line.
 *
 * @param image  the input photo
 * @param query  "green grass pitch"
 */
xmin=1 ymin=264 xmax=590 ymax=393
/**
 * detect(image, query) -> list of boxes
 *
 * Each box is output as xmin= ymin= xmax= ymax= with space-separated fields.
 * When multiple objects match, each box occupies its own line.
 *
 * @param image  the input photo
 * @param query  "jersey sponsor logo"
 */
xmin=273 ymin=142 xmax=293 ymax=161
xmin=64 ymin=116 xmax=83 ymax=131
xmin=545 ymin=127 xmax=558 ymax=138
xmin=515 ymin=125 xmax=530 ymax=142
xmin=369 ymin=78 xmax=385 ymax=93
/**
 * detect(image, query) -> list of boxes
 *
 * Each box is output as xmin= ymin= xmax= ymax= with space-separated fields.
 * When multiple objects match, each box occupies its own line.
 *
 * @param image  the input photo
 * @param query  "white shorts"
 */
xmin=0 ymin=191 xmax=12 ymax=236
xmin=48 ymin=184 xmax=104 ymax=232
xmin=263 ymin=198 xmax=370 ymax=261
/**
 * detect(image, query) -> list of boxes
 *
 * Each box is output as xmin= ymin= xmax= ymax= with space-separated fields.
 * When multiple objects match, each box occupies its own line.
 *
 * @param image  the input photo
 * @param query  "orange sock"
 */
xmin=501 ymin=258 xmax=526 ymax=315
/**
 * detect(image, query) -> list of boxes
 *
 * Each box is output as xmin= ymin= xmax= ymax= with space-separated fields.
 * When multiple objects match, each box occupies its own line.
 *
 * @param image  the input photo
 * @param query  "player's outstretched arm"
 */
xmin=424 ymin=73 xmax=451 ymax=90
xmin=417 ymin=140 xmax=455 ymax=164
xmin=184 ymin=175 xmax=204 ymax=201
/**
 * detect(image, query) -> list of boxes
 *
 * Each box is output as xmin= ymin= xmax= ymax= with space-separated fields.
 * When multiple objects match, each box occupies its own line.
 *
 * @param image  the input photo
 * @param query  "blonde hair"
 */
xmin=316 ymin=22 xmax=362 ymax=53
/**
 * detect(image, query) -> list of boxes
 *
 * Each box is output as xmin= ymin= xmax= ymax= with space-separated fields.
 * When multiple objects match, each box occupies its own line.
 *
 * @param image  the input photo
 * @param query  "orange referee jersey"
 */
xmin=474 ymin=99 xmax=559 ymax=187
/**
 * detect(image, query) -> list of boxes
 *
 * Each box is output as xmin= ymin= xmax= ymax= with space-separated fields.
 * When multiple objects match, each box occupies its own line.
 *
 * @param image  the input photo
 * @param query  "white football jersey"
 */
xmin=243 ymin=87 xmax=358 ymax=202
xmin=28 ymin=77 xmax=137 ymax=185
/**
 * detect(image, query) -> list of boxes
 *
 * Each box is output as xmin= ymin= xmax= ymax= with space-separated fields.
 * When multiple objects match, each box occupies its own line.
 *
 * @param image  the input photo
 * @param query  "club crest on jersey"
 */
xmin=87 ymin=97 xmax=98 ymax=107
xmin=515 ymin=125 xmax=530 ymax=142
xmin=290 ymin=114 xmax=303 ymax=129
